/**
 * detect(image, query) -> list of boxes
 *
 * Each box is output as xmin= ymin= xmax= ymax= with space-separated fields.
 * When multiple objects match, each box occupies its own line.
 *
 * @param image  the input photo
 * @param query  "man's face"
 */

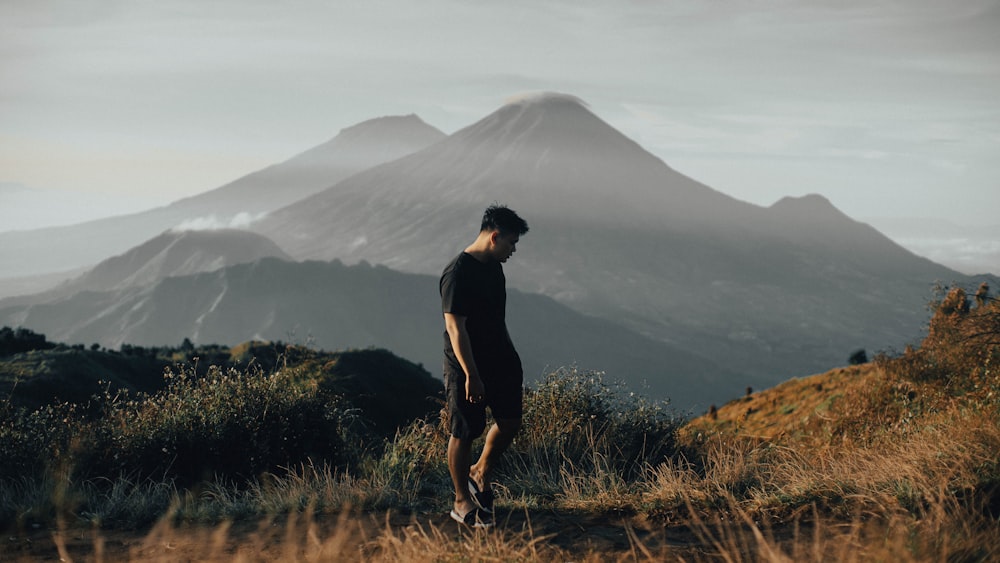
xmin=492 ymin=232 xmax=519 ymax=263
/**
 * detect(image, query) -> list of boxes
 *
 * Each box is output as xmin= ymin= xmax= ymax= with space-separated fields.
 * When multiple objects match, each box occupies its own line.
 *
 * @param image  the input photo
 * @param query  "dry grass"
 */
xmin=4 ymin=288 xmax=999 ymax=561
xmin=662 ymin=287 xmax=1000 ymax=561
xmin=20 ymin=401 xmax=996 ymax=562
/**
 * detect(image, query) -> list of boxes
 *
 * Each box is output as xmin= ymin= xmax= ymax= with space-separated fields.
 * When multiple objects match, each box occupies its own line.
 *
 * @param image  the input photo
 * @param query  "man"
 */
xmin=440 ymin=204 xmax=529 ymax=528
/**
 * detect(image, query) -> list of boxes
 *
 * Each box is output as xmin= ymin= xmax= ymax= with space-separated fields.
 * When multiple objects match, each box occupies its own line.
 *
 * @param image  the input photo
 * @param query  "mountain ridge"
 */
xmin=0 ymin=115 xmax=445 ymax=281
xmin=0 ymin=229 xmax=291 ymax=309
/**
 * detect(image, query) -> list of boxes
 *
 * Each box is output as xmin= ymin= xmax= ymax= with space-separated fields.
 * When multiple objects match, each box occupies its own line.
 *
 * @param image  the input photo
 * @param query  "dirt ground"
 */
xmin=4 ymin=509 xmax=727 ymax=561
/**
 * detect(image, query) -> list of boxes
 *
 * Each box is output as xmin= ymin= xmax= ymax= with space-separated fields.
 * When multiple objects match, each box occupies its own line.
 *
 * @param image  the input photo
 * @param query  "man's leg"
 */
xmin=448 ymin=435 xmax=478 ymax=516
xmin=470 ymin=417 xmax=521 ymax=491
xmin=444 ymin=367 xmax=488 ymax=520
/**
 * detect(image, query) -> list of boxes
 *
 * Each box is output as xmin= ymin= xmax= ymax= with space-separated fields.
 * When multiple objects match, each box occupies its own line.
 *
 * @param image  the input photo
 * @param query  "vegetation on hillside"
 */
xmin=0 ymin=327 xmax=57 ymax=356
xmin=1 ymin=282 xmax=998 ymax=560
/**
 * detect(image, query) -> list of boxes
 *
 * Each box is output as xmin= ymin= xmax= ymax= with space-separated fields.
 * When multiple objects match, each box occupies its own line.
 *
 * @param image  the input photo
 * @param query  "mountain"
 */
xmin=0 ymin=229 xmax=291 ymax=308
xmin=254 ymin=92 xmax=987 ymax=385
xmin=0 ymin=257 xmax=739 ymax=411
xmin=255 ymin=93 xmax=756 ymax=263
xmin=0 ymin=115 xmax=446 ymax=281
xmin=167 ymin=115 xmax=446 ymax=218
xmin=69 ymin=229 xmax=292 ymax=292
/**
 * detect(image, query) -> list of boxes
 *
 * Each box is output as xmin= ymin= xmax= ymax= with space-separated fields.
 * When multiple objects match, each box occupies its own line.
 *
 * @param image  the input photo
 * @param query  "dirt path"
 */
xmin=5 ymin=509 xmax=720 ymax=561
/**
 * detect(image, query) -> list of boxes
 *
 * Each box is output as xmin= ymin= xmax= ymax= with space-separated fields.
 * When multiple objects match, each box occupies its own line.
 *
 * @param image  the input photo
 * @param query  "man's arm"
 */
xmin=444 ymin=312 xmax=485 ymax=402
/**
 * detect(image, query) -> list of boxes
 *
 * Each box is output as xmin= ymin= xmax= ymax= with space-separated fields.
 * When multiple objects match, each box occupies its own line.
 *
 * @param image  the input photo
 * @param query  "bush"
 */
xmin=511 ymin=368 xmax=682 ymax=482
xmin=848 ymin=349 xmax=868 ymax=365
xmin=0 ymin=400 xmax=79 ymax=481
xmin=900 ymin=285 xmax=999 ymax=393
xmin=828 ymin=284 xmax=1000 ymax=445
xmin=75 ymin=363 xmax=354 ymax=486
xmin=314 ymin=348 xmax=444 ymax=439
xmin=0 ymin=327 xmax=55 ymax=357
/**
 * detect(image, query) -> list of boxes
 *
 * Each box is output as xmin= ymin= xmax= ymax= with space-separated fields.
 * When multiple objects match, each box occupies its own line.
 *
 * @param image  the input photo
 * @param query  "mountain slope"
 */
xmin=253 ymin=93 xmax=972 ymax=385
xmin=0 ymin=115 xmax=445 ymax=281
xmin=73 ymin=229 xmax=292 ymax=291
xmin=255 ymin=93 xmax=758 ymax=263
xmin=168 ymin=114 xmax=446 ymax=216
xmin=681 ymin=287 xmax=1000 ymax=450
xmin=0 ymin=257 xmax=738 ymax=410
xmin=0 ymin=229 xmax=291 ymax=308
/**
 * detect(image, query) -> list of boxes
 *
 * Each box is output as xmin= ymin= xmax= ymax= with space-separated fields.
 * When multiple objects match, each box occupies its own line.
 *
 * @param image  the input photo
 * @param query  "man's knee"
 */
xmin=448 ymin=434 xmax=475 ymax=455
xmin=495 ymin=417 xmax=522 ymax=436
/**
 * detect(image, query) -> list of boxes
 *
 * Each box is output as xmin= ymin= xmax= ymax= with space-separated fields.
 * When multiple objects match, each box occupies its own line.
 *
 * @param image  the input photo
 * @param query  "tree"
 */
xmin=848 ymin=349 xmax=868 ymax=365
xmin=0 ymin=326 xmax=55 ymax=356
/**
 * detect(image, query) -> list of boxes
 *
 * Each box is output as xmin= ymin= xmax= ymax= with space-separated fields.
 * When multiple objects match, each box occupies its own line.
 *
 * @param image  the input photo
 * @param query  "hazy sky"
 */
xmin=3 ymin=0 xmax=999 ymax=232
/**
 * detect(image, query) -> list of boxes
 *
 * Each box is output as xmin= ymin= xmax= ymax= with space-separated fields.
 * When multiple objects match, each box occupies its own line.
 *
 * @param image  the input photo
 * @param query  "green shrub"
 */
xmin=0 ymin=400 xmax=79 ymax=481
xmin=314 ymin=348 xmax=444 ymax=439
xmin=75 ymin=364 xmax=354 ymax=486
xmin=510 ymin=368 xmax=682 ymax=482
xmin=0 ymin=326 xmax=55 ymax=357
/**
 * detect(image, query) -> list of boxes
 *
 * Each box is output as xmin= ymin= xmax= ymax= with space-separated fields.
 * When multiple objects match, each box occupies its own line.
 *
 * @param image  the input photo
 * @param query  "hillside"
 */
xmin=0 ymin=332 xmax=443 ymax=437
xmin=680 ymin=364 xmax=876 ymax=446
xmin=682 ymin=283 xmax=1000 ymax=453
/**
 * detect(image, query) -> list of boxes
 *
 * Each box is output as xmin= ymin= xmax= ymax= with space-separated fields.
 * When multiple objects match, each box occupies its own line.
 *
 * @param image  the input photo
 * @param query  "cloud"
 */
xmin=0 ymin=183 xmax=156 ymax=233
xmin=895 ymin=236 xmax=1000 ymax=276
xmin=504 ymin=92 xmax=588 ymax=107
xmin=171 ymin=212 xmax=266 ymax=232
xmin=0 ymin=182 xmax=30 ymax=195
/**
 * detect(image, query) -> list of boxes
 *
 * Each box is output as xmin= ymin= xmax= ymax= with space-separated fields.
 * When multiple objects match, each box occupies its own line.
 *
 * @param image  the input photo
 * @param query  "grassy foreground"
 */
xmin=2 ymin=285 xmax=999 ymax=561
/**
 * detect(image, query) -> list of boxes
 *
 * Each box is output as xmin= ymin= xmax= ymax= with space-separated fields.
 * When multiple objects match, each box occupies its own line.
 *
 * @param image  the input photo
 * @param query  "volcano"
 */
xmin=255 ymin=93 xmax=967 ymax=396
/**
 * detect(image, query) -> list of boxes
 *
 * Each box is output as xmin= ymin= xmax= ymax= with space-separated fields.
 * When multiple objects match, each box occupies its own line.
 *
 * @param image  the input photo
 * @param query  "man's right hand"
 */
xmin=466 ymin=375 xmax=486 ymax=404
xmin=446 ymin=313 xmax=486 ymax=404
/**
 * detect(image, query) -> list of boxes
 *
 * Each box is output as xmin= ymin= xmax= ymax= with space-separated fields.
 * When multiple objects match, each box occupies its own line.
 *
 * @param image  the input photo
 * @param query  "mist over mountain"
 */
xmin=0 ymin=115 xmax=445 ymax=280
xmin=254 ymin=93 xmax=982 ymax=385
xmin=0 ymin=182 xmax=156 ymax=234
xmin=0 ymin=269 xmax=89 ymax=304
xmin=863 ymin=216 xmax=999 ymax=276
xmin=0 ymin=257 xmax=735 ymax=410
xmin=0 ymin=182 xmax=29 ymax=194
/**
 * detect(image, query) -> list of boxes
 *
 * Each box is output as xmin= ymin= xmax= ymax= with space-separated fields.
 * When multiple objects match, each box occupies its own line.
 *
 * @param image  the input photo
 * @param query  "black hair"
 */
xmin=480 ymin=204 xmax=529 ymax=237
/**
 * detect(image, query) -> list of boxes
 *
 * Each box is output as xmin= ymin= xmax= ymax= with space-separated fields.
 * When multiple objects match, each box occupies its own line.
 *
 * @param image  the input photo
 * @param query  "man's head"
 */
xmin=480 ymin=204 xmax=529 ymax=237
xmin=479 ymin=204 xmax=528 ymax=263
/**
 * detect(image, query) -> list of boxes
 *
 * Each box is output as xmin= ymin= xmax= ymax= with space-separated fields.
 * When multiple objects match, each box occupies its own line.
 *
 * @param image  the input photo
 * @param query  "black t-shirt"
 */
xmin=440 ymin=252 xmax=520 ymax=379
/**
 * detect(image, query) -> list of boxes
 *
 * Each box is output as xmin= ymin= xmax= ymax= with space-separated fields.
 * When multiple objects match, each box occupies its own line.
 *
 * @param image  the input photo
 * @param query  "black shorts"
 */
xmin=445 ymin=367 xmax=523 ymax=440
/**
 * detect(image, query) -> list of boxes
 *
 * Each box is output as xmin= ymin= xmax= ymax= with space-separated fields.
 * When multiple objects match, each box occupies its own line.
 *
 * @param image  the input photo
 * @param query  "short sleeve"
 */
xmin=441 ymin=259 xmax=470 ymax=316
